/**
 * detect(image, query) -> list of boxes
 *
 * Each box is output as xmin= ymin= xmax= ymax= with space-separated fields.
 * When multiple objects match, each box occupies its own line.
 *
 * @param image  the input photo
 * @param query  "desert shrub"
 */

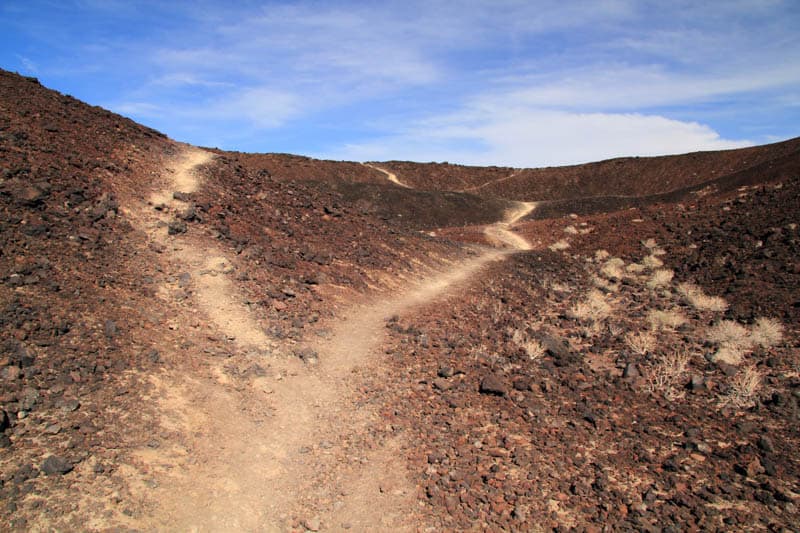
xmin=512 ymin=329 xmax=545 ymax=361
xmin=677 ymin=282 xmax=728 ymax=312
xmin=522 ymin=339 xmax=544 ymax=360
xmin=548 ymin=240 xmax=570 ymax=251
xmin=642 ymin=254 xmax=664 ymax=269
xmin=751 ymin=317 xmax=784 ymax=348
xmin=625 ymin=263 xmax=646 ymax=274
xmin=707 ymin=320 xmax=753 ymax=350
xmin=647 ymin=269 xmax=674 ymax=289
xmin=647 ymin=309 xmax=688 ymax=331
xmin=594 ymin=249 xmax=610 ymax=261
xmin=600 ymin=257 xmax=626 ymax=279
xmin=567 ymin=289 xmax=612 ymax=323
xmin=625 ymin=330 xmax=656 ymax=356
xmin=710 ymin=344 xmax=745 ymax=366
xmin=644 ymin=350 xmax=690 ymax=400
xmin=590 ymin=274 xmax=617 ymax=292
xmin=720 ymin=365 xmax=762 ymax=409
xmin=607 ymin=321 xmax=624 ymax=337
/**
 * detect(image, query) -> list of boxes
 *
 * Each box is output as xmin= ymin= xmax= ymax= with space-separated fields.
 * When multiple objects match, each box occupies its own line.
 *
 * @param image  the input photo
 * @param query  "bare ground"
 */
xmin=113 ymin=148 xmax=534 ymax=531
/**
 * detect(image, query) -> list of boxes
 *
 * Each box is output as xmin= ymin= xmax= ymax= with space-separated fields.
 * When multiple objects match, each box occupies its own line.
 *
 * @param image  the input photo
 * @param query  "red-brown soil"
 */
xmin=378 ymin=137 xmax=800 ymax=202
xmin=1 ymin=68 xmax=798 ymax=531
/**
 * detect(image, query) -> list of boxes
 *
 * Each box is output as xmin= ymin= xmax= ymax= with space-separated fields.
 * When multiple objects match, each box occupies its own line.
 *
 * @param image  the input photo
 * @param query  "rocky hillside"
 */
xmin=378 ymin=136 xmax=800 ymax=202
xmin=1 ymin=68 xmax=798 ymax=531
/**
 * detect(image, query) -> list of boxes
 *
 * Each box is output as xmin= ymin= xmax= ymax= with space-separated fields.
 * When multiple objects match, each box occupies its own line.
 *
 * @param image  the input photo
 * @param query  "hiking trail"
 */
xmin=120 ymin=147 xmax=536 ymax=531
xmin=364 ymin=163 xmax=411 ymax=188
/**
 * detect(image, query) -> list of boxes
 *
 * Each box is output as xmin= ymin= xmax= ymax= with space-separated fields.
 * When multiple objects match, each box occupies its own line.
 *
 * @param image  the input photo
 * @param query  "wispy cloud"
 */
xmin=321 ymin=107 xmax=751 ymax=167
xmin=2 ymin=0 xmax=798 ymax=165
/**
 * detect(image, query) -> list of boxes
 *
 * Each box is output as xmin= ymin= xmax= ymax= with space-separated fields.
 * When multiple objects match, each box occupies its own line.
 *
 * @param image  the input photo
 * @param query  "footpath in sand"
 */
xmin=120 ymin=148 xmax=536 ymax=531
xmin=363 ymin=163 xmax=411 ymax=188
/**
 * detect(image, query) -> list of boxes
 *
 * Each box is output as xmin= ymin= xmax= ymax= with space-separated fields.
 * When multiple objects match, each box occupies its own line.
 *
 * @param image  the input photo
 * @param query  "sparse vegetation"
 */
xmin=751 ymin=317 xmax=784 ymax=348
xmin=677 ymin=282 xmax=728 ymax=312
xmin=644 ymin=350 xmax=690 ymax=401
xmin=711 ymin=344 xmax=746 ymax=366
xmin=567 ymin=289 xmax=613 ymax=323
xmin=720 ymin=365 xmax=763 ymax=409
xmin=549 ymin=239 xmax=571 ymax=251
xmin=646 ymin=268 xmax=674 ymax=289
xmin=625 ymin=330 xmax=656 ymax=355
xmin=642 ymin=254 xmax=664 ymax=269
xmin=647 ymin=308 xmax=688 ymax=331
xmin=707 ymin=320 xmax=753 ymax=351
xmin=625 ymin=262 xmax=646 ymax=274
xmin=590 ymin=274 xmax=617 ymax=292
xmin=594 ymin=249 xmax=610 ymax=261
xmin=511 ymin=329 xmax=545 ymax=361
xmin=600 ymin=257 xmax=626 ymax=279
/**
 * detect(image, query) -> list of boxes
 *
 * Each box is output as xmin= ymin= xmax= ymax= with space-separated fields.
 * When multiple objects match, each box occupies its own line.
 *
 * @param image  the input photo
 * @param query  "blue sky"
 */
xmin=2 ymin=0 xmax=799 ymax=167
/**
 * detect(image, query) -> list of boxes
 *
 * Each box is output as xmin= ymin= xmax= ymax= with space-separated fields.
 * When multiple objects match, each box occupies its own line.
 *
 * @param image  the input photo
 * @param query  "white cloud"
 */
xmin=113 ymin=86 xmax=300 ymax=129
xmin=15 ymin=55 xmax=38 ymax=73
xmin=21 ymin=0 xmax=795 ymax=163
xmin=206 ymin=87 xmax=300 ymax=128
xmin=112 ymin=101 xmax=162 ymax=117
xmin=489 ymin=62 xmax=800 ymax=111
xmin=321 ymin=108 xmax=750 ymax=167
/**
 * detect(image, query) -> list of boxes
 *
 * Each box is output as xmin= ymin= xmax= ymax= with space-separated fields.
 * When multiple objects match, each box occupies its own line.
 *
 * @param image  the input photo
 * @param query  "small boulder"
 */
xmin=167 ymin=220 xmax=187 ymax=235
xmin=437 ymin=365 xmax=454 ymax=378
xmin=41 ymin=455 xmax=73 ymax=476
xmin=479 ymin=374 xmax=507 ymax=396
xmin=688 ymin=374 xmax=705 ymax=391
xmin=758 ymin=436 xmax=775 ymax=453
xmin=432 ymin=378 xmax=452 ymax=391
xmin=295 ymin=348 xmax=318 ymax=365
xmin=179 ymin=204 xmax=197 ymax=221
xmin=623 ymin=363 xmax=640 ymax=378
xmin=302 ymin=516 xmax=321 ymax=532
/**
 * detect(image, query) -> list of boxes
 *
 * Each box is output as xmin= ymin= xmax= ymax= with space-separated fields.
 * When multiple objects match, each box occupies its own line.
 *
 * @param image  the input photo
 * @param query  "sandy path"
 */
xmin=460 ymin=168 xmax=522 ymax=193
xmin=364 ymin=163 xmax=411 ymax=188
xmin=483 ymin=201 xmax=538 ymax=250
xmin=119 ymin=147 xmax=536 ymax=531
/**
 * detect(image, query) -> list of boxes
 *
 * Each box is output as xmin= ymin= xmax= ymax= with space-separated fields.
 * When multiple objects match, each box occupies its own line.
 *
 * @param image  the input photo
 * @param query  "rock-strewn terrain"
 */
xmin=1 ymin=68 xmax=798 ymax=531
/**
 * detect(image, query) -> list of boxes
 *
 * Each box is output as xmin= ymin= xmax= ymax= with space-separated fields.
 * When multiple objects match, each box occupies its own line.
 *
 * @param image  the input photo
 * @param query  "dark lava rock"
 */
xmin=14 ymin=185 xmax=46 ymax=206
xmin=41 ymin=456 xmax=73 ymax=476
xmin=437 ymin=365 xmax=454 ymax=378
xmin=179 ymin=204 xmax=197 ymax=221
xmin=623 ymin=363 xmax=640 ymax=378
xmin=103 ymin=319 xmax=117 ymax=339
xmin=538 ymin=334 xmax=580 ymax=366
xmin=757 ymin=435 xmax=775 ymax=453
xmin=433 ymin=378 xmax=452 ymax=391
xmin=167 ymin=220 xmax=187 ymax=235
xmin=513 ymin=377 xmax=531 ymax=391
xmin=479 ymin=374 xmax=507 ymax=396
xmin=0 ymin=410 xmax=9 ymax=431
xmin=295 ymin=347 xmax=319 ymax=364
xmin=688 ymin=374 xmax=706 ymax=391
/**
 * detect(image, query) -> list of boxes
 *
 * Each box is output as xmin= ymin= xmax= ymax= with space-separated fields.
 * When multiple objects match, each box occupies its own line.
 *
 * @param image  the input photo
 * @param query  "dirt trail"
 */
xmin=460 ymin=168 xmax=522 ymax=193
xmin=364 ymin=163 xmax=411 ymax=188
xmin=483 ymin=201 xmax=538 ymax=250
xmin=119 ymin=147 xmax=536 ymax=531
